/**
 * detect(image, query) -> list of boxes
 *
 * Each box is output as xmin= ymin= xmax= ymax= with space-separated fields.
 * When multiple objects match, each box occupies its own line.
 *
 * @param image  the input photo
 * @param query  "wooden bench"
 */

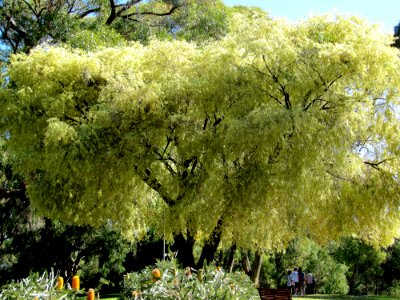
xmin=257 ymin=288 xmax=292 ymax=300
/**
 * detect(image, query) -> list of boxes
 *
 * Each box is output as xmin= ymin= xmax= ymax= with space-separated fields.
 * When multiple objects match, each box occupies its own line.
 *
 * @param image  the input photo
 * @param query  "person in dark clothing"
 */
xmin=298 ymin=267 xmax=305 ymax=295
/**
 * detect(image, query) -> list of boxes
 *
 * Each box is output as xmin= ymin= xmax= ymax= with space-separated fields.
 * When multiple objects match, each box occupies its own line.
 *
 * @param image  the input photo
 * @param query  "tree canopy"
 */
xmin=2 ymin=10 xmax=400 ymax=257
xmin=0 ymin=0 xmax=228 ymax=57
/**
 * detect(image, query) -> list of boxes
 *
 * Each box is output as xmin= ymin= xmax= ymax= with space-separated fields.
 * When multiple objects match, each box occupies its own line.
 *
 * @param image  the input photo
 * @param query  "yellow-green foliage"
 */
xmin=122 ymin=259 xmax=259 ymax=299
xmin=2 ymin=11 xmax=400 ymax=248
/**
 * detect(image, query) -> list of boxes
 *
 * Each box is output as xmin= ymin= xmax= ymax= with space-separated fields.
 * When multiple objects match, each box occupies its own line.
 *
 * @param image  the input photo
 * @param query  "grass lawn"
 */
xmin=300 ymin=295 xmax=399 ymax=300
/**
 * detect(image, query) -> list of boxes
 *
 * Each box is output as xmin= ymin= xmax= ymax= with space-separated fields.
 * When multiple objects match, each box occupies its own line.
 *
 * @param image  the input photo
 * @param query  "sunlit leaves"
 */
xmin=2 ymin=11 xmax=400 ymax=249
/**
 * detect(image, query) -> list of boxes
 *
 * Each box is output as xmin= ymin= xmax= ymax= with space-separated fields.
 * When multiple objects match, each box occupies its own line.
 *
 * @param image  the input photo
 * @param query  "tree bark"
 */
xmin=242 ymin=252 xmax=252 ymax=276
xmin=226 ymin=243 xmax=237 ymax=273
xmin=349 ymin=264 xmax=358 ymax=295
xmin=171 ymin=231 xmax=196 ymax=268
xmin=250 ymin=250 xmax=263 ymax=287
xmin=273 ymin=251 xmax=284 ymax=287
xmin=196 ymin=218 xmax=223 ymax=269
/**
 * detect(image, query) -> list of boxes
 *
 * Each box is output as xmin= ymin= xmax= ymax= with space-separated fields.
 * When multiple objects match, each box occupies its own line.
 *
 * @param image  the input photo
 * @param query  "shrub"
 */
xmin=387 ymin=280 xmax=400 ymax=297
xmin=123 ymin=259 xmax=259 ymax=299
xmin=0 ymin=270 xmax=83 ymax=299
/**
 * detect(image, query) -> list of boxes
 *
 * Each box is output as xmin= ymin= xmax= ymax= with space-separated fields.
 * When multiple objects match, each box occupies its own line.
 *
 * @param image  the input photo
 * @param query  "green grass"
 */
xmin=301 ymin=295 xmax=399 ymax=300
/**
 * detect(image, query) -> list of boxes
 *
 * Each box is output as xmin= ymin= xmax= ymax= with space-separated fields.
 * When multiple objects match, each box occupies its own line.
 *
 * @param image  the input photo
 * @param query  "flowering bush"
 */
xmin=123 ymin=259 xmax=259 ymax=300
xmin=0 ymin=270 xmax=84 ymax=300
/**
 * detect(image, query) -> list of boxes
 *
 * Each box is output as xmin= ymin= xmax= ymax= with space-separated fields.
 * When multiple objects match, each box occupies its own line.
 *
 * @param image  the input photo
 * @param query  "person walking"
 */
xmin=291 ymin=267 xmax=299 ymax=295
xmin=298 ymin=267 xmax=305 ymax=295
xmin=306 ymin=271 xmax=316 ymax=294
xmin=286 ymin=270 xmax=294 ymax=295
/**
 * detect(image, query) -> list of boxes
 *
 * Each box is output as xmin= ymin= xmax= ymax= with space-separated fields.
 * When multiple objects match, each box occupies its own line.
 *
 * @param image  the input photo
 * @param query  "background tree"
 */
xmin=261 ymin=238 xmax=349 ymax=294
xmin=393 ymin=21 xmax=400 ymax=48
xmin=333 ymin=237 xmax=386 ymax=295
xmin=382 ymin=239 xmax=400 ymax=295
xmin=0 ymin=0 xmax=228 ymax=56
xmin=0 ymin=144 xmax=32 ymax=285
xmin=5 ymin=218 xmax=131 ymax=292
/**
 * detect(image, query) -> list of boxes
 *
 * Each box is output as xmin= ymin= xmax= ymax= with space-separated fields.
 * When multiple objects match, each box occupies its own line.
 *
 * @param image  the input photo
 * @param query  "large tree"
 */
xmin=2 ymin=10 xmax=400 ymax=268
xmin=0 ymin=0 xmax=227 ymax=55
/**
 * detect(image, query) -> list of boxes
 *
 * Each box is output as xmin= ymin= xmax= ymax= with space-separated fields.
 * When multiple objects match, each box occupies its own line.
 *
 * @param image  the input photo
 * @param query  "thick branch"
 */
xmin=79 ymin=7 xmax=101 ymax=18
xmin=124 ymin=5 xmax=179 ymax=18
xmin=21 ymin=0 xmax=39 ymax=17
xmin=105 ymin=0 xmax=117 ymax=25
xmin=7 ymin=15 xmax=28 ymax=36
xmin=363 ymin=159 xmax=388 ymax=170
xmin=137 ymin=167 xmax=175 ymax=206
xmin=106 ymin=0 xmax=142 ymax=25
xmin=196 ymin=217 xmax=224 ymax=268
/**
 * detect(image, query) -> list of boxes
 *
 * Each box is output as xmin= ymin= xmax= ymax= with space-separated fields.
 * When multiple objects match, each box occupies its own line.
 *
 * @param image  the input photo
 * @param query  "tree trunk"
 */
xmin=349 ymin=264 xmax=358 ymax=295
xmin=171 ymin=231 xmax=196 ymax=268
xmin=226 ymin=243 xmax=237 ymax=273
xmin=196 ymin=218 xmax=223 ymax=268
xmin=242 ymin=252 xmax=252 ymax=276
xmin=250 ymin=250 xmax=263 ymax=287
xmin=273 ymin=251 xmax=284 ymax=287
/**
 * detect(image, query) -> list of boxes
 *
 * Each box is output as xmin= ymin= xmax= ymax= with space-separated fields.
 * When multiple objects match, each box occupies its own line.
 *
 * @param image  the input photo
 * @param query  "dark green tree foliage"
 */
xmin=124 ymin=231 xmax=164 ymax=272
xmin=0 ymin=166 xmax=28 ymax=249
xmin=0 ymin=0 xmax=228 ymax=56
xmin=393 ymin=22 xmax=400 ymax=48
xmin=0 ymin=0 xmax=80 ymax=53
xmin=333 ymin=237 xmax=386 ymax=295
xmin=265 ymin=238 xmax=348 ymax=294
xmin=382 ymin=239 xmax=400 ymax=292
xmin=6 ymin=219 xmax=131 ymax=292
xmin=0 ymin=161 xmax=31 ymax=285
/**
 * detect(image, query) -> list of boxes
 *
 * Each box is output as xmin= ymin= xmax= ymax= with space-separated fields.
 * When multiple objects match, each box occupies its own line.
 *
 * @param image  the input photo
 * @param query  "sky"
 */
xmin=223 ymin=0 xmax=400 ymax=34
